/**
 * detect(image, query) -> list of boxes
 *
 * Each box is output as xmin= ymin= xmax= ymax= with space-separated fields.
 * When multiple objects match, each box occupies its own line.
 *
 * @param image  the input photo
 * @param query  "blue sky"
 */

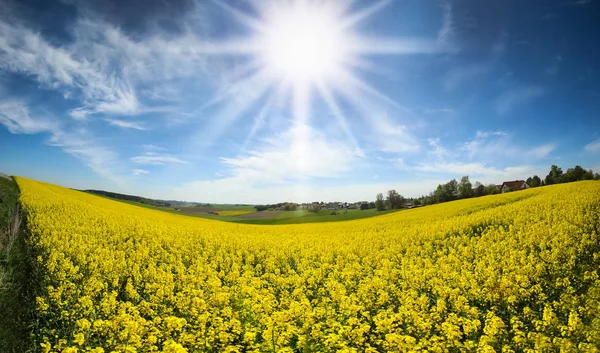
xmin=1 ymin=0 xmax=599 ymax=203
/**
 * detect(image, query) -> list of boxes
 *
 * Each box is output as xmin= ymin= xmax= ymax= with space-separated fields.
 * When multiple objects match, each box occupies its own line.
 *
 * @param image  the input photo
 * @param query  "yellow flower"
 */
xmin=14 ymin=177 xmax=600 ymax=351
xmin=73 ymin=333 xmax=85 ymax=346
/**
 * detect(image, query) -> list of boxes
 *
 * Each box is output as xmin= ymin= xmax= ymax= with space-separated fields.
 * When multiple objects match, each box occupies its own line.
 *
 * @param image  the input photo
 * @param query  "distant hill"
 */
xmin=83 ymin=190 xmax=176 ymax=207
xmin=82 ymin=189 xmax=254 ymax=208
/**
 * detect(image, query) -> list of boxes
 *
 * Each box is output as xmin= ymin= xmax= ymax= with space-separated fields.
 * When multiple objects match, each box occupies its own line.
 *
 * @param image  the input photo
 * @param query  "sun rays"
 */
xmin=200 ymin=0 xmax=446 ymax=152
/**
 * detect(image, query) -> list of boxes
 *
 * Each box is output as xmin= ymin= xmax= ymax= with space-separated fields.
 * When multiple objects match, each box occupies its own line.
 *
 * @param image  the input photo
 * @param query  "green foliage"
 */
xmin=0 ymin=176 xmax=34 ymax=352
xmin=375 ymin=193 xmax=385 ymax=211
xmin=542 ymin=165 xmax=598 ymax=186
xmin=386 ymin=189 xmax=404 ymax=209
xmin=0 ymin=177 xmax=19 ymax=232
xmin=458 ymin=176 xmax=474 ymax=199
xmin=527 ymin=175 xmax=542 ymax=187
xmin=545 ymin=164 xmax=563 ymax=185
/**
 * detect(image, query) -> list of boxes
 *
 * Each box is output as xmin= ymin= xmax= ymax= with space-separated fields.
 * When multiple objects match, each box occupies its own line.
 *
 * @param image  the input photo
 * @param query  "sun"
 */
xmin=257 ymin=1 xmax=347 ymax=83
xmin=204 ymin=0 xmax=444 ymax=147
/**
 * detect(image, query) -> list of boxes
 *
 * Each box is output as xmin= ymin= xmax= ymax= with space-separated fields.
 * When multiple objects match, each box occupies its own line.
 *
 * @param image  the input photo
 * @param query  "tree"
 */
xmin=545 ymin=164 xmax=563 ymax=185
xmin=308 ymin=202 xmax=321 ymax=212
xmin=458 ymin=176 xmax=474 ymax=199
xmin=283 ymin=203 xmax=297 ymax=211
xmin=560 ymin=165 xmax=585 ymax=183
xmin=360 ymin=203 xmax=369 ymax=210
xmin=433 ymin=184 xmax=444 ymax=203
xmin=375 ymin=193 xmax=385 ymax=211
xmin=444 ymin=179 xmax=459 ymax=201
xmin=485 ymin=184 xmax=499 ymax=195
xmin=528 ymin=175 xmax=541 ymax=187
xmin=472 ymin=182 xmax=484 ymax=197
xmin=386 ymin=190 xmax=405 ymax=209
xmin=255 ymin=205 xmax=270 ymax=212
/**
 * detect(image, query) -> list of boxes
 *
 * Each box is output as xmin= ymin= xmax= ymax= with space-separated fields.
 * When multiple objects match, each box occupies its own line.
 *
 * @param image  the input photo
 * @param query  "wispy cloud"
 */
xmin=412 ymin=161 xmax=543 ymax=181
xmin=496 ymin=85 xmax=544 ymax=115
xmin=130 ymin=152 xmax=187 ymax=165
xmin=368 ymin=112 xmax=419 ymax=153
xmin=462 ymin=130 xmax=554 ymax=160
xmin=0 ymin=99 xmax=122 ymax=183
xmin=427 ymin=138 xmax=448 ymax=159
xmin=105 ymin=118 xmax=147 ymax=130
xmin=475 ymin=130 xmax=507 ymax=139
xmin=393 ymin=131 xmax=554 ymax=184
xmin=436 ymin=3 xmax=454 ymax=48
xmin=528 ymin=144 xmax=556 ymax=159
xmin=0 ymin=21 xmax=141 ymax=118
xmin=168 ymin=124 xmax=364 ymax=203
xmin=585 ymin=139 xmax=600 ymax=152
xmin=132 ymin=169 xmax=150 ymax=176
xmin=0 ymin=15 xmax=215 ymax=121
xmin=443 ymin=63 xmax=491 ymax=91
xmin=221 ymin=124 xmax=361 ymax=183
xmin=0 ymin=99 xmax=58 ymax=134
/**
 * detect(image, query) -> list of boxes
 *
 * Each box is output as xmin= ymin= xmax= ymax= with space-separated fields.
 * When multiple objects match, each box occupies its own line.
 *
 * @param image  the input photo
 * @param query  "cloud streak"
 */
xmin=105 ymin=118 xmax=148 ymax=130
xmin=0 ymin=99 xmax=122 ymax=183
xmin=130 ymin=152 xmax=187 ymax=165
xmin=496 ymin=86 xmax=544 ymax=115
xmin=585 ymin=139 xmax=600 ymax=152
xmin=132 ymin=169 xmax=150 ymax=176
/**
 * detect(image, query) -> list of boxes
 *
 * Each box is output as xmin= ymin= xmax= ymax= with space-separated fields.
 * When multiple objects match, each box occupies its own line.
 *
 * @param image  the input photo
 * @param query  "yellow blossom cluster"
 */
xmin=16 ymin=177 xmax=600 ymax=352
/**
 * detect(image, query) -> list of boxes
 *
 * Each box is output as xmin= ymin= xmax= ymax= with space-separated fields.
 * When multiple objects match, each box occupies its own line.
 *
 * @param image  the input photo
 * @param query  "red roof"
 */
xmin=501 ymin=180 xmax=526 ymax=190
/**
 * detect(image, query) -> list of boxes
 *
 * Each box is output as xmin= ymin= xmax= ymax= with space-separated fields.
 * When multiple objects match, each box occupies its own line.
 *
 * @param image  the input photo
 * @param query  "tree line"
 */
xmin=373 ymin=164 xmax=600 ymax=209
xmin=255 ymin=202 xmax=298 ymax=212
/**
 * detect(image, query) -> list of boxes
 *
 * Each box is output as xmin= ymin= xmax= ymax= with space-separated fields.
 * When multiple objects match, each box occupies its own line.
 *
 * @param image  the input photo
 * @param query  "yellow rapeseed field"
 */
xmin=16 ymin=177 xmax=600 ymax=353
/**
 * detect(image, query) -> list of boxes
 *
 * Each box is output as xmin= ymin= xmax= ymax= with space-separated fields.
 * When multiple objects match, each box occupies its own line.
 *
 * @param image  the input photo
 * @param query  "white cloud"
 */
xmin=130 ymin=152 xmax=187 ymax=165
xmin=496 ymin=86 xmax=544 ymax=115
xmin=0 ymin=16 xmax=216 ymax=119
xmin=0 ymin=100 xmax=58 ymax=134
xmin=475 ymin=130 xmax=507 ymax=139
xmin=428 ymin=138 xmax=447 ymax=159
xmin=436 ymin=3 xmax=454 ymax=48
xmin=462 ymin=130 xmax=554 ymax=160
xmin=412 ymin=161 xmax=544 ymax=182
xmin=141 ymin=144 xmax=166 ymax=152
xmin=105 ymin=118 xmax=147 ymax=130
xmin=528 ymin=143 xmax=556 ymax=159
xmin=396 ymin=158 xmax=410 ymax=170
xmin=370 ymin=117 xmax=419 ymax=153
xmin=163 ymin=124 xmax=367 ymax=203
xmin=0 ymin=99 xmax=122 ymax=183
xmin=0 ymin=21 xmax=140 ymax=117
xmin=584 ymin=139 xmax=600 ymax=152
xmin=132 ymin=169 xmax=149 ymax=176
xmin=220 ymin=124 xmax=361 ymax=184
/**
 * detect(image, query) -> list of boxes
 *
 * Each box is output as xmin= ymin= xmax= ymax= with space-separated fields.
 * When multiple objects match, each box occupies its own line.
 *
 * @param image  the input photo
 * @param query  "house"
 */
xmin=500 ymin=180 xmax=530 ymax=193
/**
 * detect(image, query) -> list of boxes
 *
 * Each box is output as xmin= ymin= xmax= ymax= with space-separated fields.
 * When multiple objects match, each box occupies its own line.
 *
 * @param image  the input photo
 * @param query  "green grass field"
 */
xmin=0 ymin=176 xmax=32 ymax=352
xmin=231 ymin=208 xmax=399 ymax=224
xmin=89 ymin=193 xmax=401 ymax=224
